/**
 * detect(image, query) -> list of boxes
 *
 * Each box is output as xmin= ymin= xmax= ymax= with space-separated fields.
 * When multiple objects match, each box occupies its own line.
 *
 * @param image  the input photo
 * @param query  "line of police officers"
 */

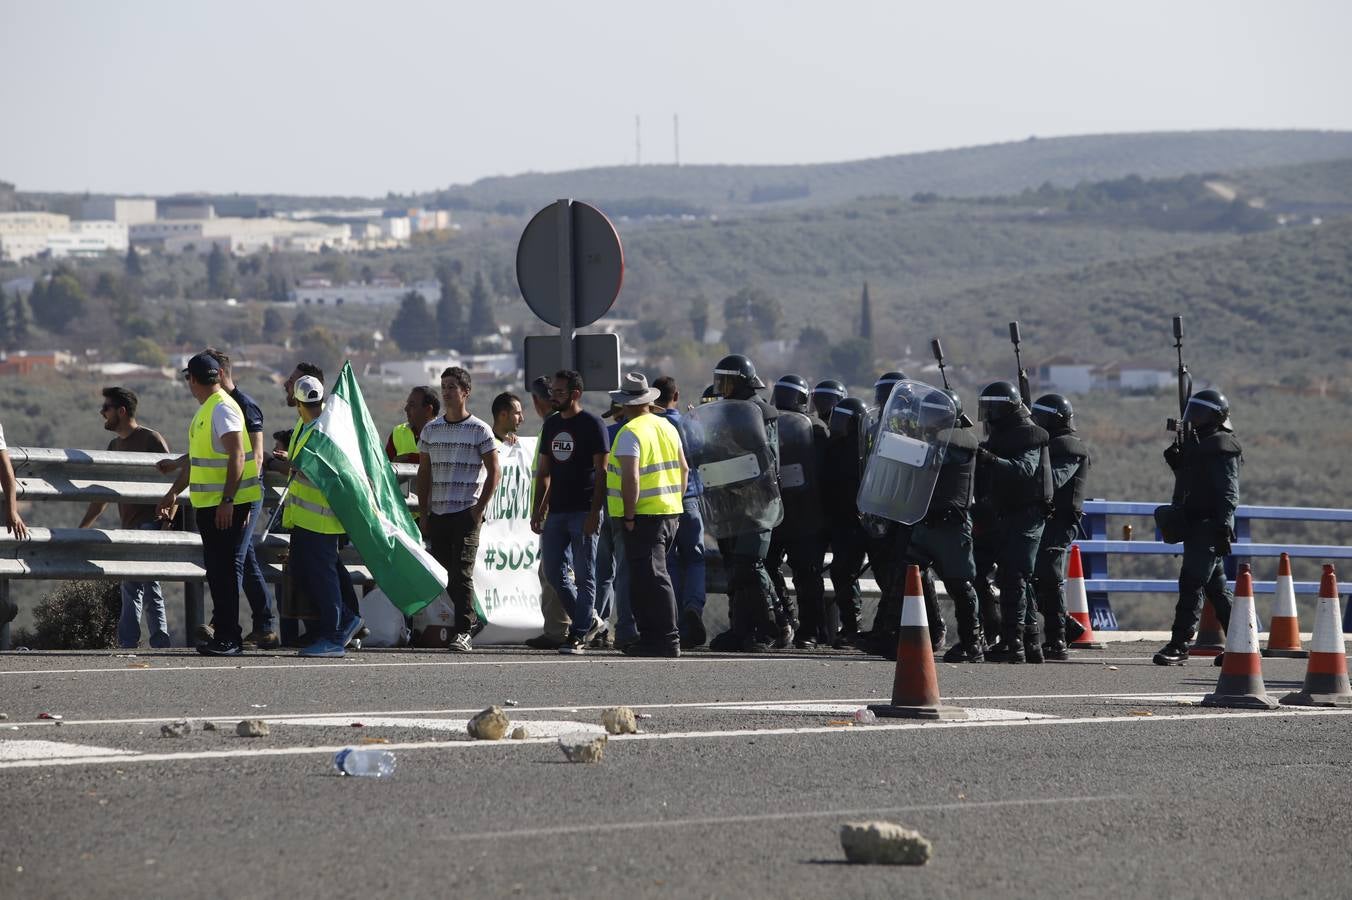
xmin=689 ymin=353 xmax=1094 ymax=663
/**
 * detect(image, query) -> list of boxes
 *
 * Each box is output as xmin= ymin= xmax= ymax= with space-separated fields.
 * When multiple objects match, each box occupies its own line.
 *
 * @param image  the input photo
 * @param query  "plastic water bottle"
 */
xmin=853 ymin=708 xmax=878 ymax=725
xmin=333 ymin=748 xmax=397 ymax=778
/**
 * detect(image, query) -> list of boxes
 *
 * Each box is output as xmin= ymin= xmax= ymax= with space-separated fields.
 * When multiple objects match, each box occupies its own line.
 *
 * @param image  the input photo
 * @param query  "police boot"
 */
xmin=1024 ymin=629 xmax=1044 ymax=664
xmin=877 ymin=629 xmax=901 ymax=660
xmin=1042 ymin=616 xmax=1069 ymax=661
xmin=709 ymin=590 xmax=752 ymax=652
xmin=922 ymin=570 xmax=947 ymax=651
xmin=773 ymin=609 xmax=795 ymax=649
xmin=944 ymin=610 xmax=986 ymax=663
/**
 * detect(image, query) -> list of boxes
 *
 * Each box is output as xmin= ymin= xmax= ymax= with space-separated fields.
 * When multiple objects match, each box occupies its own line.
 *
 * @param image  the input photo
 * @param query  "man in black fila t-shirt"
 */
xmin=530 ymin=370 xmax=610 ymax=654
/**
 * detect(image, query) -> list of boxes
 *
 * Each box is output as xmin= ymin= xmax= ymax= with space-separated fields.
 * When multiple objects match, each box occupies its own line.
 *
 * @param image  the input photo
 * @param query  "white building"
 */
xmin=137 ymin=217 xmax=350 ymax=255
xmin=294 ymin=279 xmax=441 ymax=307
xmin=0 ymin=233 xmax=49 ymax=262
xmin=81 ymin=198 xmax=157 ymax=224
xmin=378 ymin=353 xmax=517 ymax=386
xmin=0 ymin=211 xmax=70 ymax=236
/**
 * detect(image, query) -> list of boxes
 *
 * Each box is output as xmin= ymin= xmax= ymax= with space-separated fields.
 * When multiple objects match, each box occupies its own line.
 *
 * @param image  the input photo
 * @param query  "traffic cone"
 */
xmin=1281 ymin=565 xmax=1352 ymax=708
xmin=1190 ymin=598 xmax=1227 ymax=657
xmin=869 ymin=565 xmax=967 ymax=721
xmin=1262 ymin=553 xmax=1307 ymax=658
xmin=1065 ymin=545 xmax=1104 ymax=649
xmin=1201 ymin=565 xmax=1278 ymax=710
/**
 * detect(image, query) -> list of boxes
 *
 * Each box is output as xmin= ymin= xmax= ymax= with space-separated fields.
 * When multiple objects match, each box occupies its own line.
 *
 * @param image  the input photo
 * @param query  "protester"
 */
xmin=653 ymin=375 xmax=708 ymax=649
xmin=523 ymin=375 xmax=572 ymax=649
xmin=386 ymin=386 xmax=440 ymax=463
xmin=606 ymin=373 xmax=688 ymax=657
xmin=416 ymin=366 xmax=500 ymax=652
xmin=0 ymin=419 xmax=25 ymax=541
xmin=156 ymin=352 xmax=261 ymax=656
xmin=490 ymin=392 xmax=524 ymax=444
xmin=531 ymin=370 xmax=609 ymax=654
xmin=285 ymin=376 xmax=364 ymax=657
xmin=79 ymin=386 xmax=172 ymax=649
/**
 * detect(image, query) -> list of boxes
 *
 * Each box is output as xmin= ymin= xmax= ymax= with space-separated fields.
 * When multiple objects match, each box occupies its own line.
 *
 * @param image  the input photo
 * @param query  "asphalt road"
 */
xmin=1 ymin=642 xmax=1348 ymax=899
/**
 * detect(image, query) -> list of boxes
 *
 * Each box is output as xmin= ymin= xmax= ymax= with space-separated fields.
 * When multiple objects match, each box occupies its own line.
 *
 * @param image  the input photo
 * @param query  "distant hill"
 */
xmin=1228 ymin=156 xmax=1352 ymax=211
xmin=427 ymin=130 xmax=1352 ymax=214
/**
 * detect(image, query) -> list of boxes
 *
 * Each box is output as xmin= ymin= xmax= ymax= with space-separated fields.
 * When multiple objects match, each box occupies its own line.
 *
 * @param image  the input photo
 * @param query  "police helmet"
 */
xmin=812 ymin=379 xmax=846 ymax=420
xmin=1031 ymin=393 xmax=1074 ymax=432
xmin=713 ymin=353 xmax=765 ymax=396
xmin=873 ymin=371 xmax=907 ymax=406
xmin=830 ymin=396 xmax=867 ymax=441
xmin=700 ymin=383 xmax=720 ymax=404
xmin=918 ymin=389 xmax=957 ymax=432
xmin=772 ymin=374 xmax=810 ymax=413
xmin=978 ymin=381 xmax=1025 ymax=426
xmin=1183 ymin=388 xmax=1230 ymax=431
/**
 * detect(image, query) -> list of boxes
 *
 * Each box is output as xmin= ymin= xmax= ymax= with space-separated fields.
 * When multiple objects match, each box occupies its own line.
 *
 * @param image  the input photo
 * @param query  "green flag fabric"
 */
xmin=292 ymin=361 xmax=447 ymax=615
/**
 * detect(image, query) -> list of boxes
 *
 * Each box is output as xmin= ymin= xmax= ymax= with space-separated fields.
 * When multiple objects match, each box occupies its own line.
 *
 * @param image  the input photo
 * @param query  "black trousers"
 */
xmin=1034 ymin=517 xmax=1081 ymax=643
xmin=197 ymin=504 xmax=252 ymax=644
xmin=627 ymin=514 xmax=681 ymax=650
xmin=427 ymin=509 xmax=483 ymax=636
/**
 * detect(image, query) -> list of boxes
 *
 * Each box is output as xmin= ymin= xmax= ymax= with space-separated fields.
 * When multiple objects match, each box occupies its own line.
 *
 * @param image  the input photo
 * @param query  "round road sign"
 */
xmin=516 ymin=200 xmax=624 ymax=328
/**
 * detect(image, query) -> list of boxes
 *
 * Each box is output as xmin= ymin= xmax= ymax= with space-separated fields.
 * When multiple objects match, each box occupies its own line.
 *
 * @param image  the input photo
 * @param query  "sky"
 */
xmin=2 ymin=0 xmax=1350 ymax=197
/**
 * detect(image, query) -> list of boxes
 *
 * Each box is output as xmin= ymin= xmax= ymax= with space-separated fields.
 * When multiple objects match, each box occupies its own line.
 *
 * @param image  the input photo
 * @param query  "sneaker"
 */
xmin=621 ymin=642 xmax=680 ymax=658
xmin=679 ymin=608 xmax=707 ymax=650
xmin=793 ymin=636 xmax=819 ymax=650
xmin=448 ymin=632 xmax=473 ymax=652
xmin=243 ymin=630 xmax=281 ymax=650
xmin=1152 ymin=642 xmax=1189 ymax=666
xmin=299 ymin=638 xmax=346 ymax=658
xmin=346 ymin=638 xmax=362 ymax=651
xmin=582 ymin=613 xmax=607 ymax=644
xmin=525 ymin=634 xmax=566 ymax=650
xmin=588 ymin=628 xmax=613 ymax=649
xmin=338 ymin=616 xmax=365 ymax=650
xmin=195 ymin=623 xmax=215 ymax=643
xmin=148 ymin=634 xmax=172 ymax=650
xmin=559 ymin=635 xmax=587 ymax=655
xmin=197 ymin=637 xmax=242 ymax=657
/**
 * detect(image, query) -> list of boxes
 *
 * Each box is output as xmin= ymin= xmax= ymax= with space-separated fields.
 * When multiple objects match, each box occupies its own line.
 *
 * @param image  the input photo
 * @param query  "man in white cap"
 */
xmin=605 ymin=373 xmax=688 ymax=657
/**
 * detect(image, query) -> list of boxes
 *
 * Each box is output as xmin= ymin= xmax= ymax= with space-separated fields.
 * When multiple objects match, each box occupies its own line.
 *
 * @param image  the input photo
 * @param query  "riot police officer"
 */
xmin=706 ymin=354 xmax=786 ymax=652
xmin=901 ymin=389 xmax=986 ymax=662
xmin=823 ymin=397 xmax=869 ymax=646
xmin=1153 ymin=389 xmax=1242 ymax=666
xmin=873 ymin=371 xmax=906 ymax=407
xmin=766 ymin=374 xmax=829 ymax=648
xmin=976 ymin=381 xmax=1052 ymax=664
xmin=812 ymin=379 xmax=846 ymax=423
xmin=1030 ymin=394 xmax=1091 ymax=660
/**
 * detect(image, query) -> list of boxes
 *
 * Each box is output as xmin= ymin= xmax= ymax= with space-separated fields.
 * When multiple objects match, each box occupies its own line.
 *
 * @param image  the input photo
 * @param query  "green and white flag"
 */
xmin=293 ymin=361 xmax=446 ymax=615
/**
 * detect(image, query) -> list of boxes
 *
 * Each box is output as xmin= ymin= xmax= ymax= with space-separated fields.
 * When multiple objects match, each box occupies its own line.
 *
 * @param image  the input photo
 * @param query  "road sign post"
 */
xmin=517 ymin=199 xmax=624 ymax=389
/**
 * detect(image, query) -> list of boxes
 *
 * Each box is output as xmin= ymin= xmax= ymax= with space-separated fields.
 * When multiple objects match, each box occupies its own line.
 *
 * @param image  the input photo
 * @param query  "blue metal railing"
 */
xmin=1078 ymin=500 xmax=1352 ymax=631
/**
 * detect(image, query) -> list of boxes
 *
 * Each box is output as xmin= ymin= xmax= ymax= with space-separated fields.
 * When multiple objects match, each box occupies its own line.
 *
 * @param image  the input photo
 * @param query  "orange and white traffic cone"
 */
xmin=1065 ymin=545 xmax=1104 ymax=649
xmin=1201 ymin=564 xmax=1278 ymax=710
xmin=869 ymin=565 xmax=967 ymax=721
xmin=1190 ymin=597 xmax=1227 ymax=657
xmin=1281 ymin=564 xmax=1352 ymax=708
xmin=1262 ymin=553 xmax=1307 ymax=658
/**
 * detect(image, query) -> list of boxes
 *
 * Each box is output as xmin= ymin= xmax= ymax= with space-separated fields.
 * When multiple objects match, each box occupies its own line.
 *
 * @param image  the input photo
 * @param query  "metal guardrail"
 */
xmin=0 ymin=447 xmax=417 ymax=649
xmin=1078 ymin=499 xmax=1352 ymax=631
xmin=2 ymin=450 xmax=1350 ymax=646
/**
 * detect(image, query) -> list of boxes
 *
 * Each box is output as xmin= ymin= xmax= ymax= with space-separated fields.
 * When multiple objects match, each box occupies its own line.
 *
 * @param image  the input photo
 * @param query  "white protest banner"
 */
xmin=472 ymin=437 xmax=545 ymax=642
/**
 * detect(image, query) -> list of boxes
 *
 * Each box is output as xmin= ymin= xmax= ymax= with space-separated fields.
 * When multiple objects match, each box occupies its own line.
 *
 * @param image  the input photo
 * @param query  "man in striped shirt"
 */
xmin=416 ymin=366 xmax=500 ymax=651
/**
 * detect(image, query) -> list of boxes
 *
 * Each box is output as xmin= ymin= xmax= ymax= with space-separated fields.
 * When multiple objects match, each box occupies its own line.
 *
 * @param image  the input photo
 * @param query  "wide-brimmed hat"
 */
xmin=609 ymin=372 xmax=660 ymax=407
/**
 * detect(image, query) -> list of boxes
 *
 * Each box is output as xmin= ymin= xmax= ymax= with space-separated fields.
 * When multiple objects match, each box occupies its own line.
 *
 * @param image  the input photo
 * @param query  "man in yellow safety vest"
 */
xmin=606 ymin=372 xmax=688 ymax=658
xmin=386 ymin=385 xmax=440 ymax=463
xmin=156 ymin=352 xmax=262 ymax=656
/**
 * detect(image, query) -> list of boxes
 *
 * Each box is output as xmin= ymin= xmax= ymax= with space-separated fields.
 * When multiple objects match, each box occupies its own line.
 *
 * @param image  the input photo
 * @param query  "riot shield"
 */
xmin=685 ymin=398 xmax=783 ymax=539
xmin=856 ymin=380 xmax=954 ymax=525
xmin=775 ymin=410 xmax=822 ymax=537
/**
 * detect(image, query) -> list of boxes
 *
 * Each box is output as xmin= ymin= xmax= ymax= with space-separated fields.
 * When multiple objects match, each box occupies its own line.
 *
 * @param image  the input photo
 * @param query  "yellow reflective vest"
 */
xmin=283 ymin=417 xmax=344 ymax=534
xmin=606 ymin=413 xmax=683 ymax=518
xmin=391 ymin=422 xmax=418 ymax=457
xmin=188 ymin=390 xmax=262 ymax=509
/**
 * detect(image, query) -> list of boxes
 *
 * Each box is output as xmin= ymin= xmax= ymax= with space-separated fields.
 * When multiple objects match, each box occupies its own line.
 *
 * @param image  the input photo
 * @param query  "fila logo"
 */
xmin=551 ymin=433 xmax=575 ymax=462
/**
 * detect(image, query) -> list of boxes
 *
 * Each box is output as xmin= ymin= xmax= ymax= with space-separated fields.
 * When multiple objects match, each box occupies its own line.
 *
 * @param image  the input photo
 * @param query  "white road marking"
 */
xmin=281 ymin=716 xmax=606 ymax=738
xmin=0 ymin=740 xmax=136 ymax=761
xmin=0 ymin=692 xmax=1201 ymax=729
xmin=717 ymin=703 xmax=1055 ymax=721
xmin=438 ymin=794 xmax=1134 ymax=841
xmin=1 ymin=706 xmax=1349 ymax=771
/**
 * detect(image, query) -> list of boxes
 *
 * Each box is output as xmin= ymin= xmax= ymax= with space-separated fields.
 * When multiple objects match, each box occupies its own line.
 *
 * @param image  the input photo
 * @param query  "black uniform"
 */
xmin=979 ymin=406 xmax=1052 ymax=663
xmin=823 ymin=401 xmax=868 ymax=644
xmin=1033 ymin=426 xmax=1091 ymax=652
xmin=1165 ymin=430 xmax=1242 ymax=645
xmin=766 ymin=411 xmax=829 ymax=647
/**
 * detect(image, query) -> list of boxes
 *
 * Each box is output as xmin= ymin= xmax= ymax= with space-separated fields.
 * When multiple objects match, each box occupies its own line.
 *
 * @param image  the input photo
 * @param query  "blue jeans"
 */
xmin=541 ymin=510 xmax=599 ymax=639
xmin=667 ymin=497 xmax=706 ymax=616
xmin=121 ymin=520 xmax=170 ymax=648
xmin=236 ymin=496 xmax=276 ymax=633
xmin=289 ymin=527 xmax=358 ymax=644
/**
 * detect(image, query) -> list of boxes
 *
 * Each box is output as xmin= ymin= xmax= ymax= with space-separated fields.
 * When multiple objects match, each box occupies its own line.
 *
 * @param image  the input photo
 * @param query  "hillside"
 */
xmin=428 ymin=130 xmax=1352 ymax=214
xmin=1228 ymin=156 xmax=1352 ymax=210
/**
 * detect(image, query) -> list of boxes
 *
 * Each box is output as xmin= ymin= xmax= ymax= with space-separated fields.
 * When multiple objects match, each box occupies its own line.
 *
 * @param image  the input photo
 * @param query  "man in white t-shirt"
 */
xmin=416 ymin=366 xmax=500 ymax=652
